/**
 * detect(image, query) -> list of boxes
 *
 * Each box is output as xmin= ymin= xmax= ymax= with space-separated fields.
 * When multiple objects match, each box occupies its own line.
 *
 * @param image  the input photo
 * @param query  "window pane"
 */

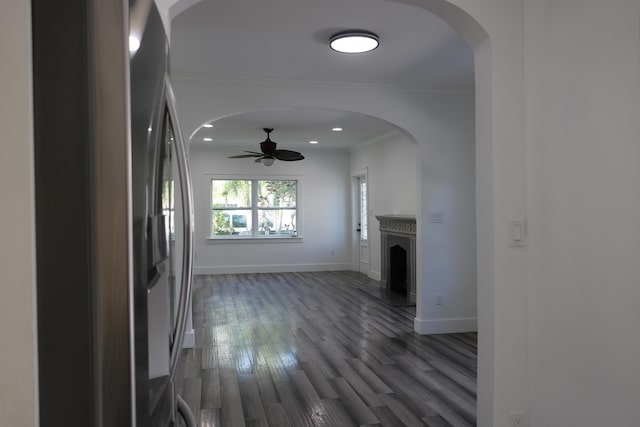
xmin=211 ymin=209 xmax=253 ymax=236
xmin=210 ymin=179 xmax=299 ymax=238
xmin=360 ymin=180 xmax=368 ymax=241
xmin=258 ymin=180 xmax=297 ymax=208
xmin=162 ymin=179 xmax=174 ymax=239
xmin=258 ymin=209 xmax=296 ymax=235
xmin=211 ymin=180 xmax=252 ymax=208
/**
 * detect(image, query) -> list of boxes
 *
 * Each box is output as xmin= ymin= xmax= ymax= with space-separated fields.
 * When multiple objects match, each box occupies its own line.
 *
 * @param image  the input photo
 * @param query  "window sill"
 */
xmin=206 ymin=236 xmax=303 ymax=244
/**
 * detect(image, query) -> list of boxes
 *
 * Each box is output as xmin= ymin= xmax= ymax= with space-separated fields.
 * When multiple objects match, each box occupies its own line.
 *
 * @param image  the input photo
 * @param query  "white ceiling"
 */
xmin=189 ymin=107 xmax=405 ymax=150
xmin=171 ymin=0 xmax=474 ymax=149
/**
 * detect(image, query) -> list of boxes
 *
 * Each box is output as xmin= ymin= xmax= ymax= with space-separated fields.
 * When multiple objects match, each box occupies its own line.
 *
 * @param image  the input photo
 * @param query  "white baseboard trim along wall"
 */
xmin=414 ymin=317 xmax=478 ymax=334
xmin=194 ymin=263 xmax=353 ymax=275
xmin=368 ymin=271 xmax=382 ymax=281
xmin=182 ymin=330 xmax=194 ymax=349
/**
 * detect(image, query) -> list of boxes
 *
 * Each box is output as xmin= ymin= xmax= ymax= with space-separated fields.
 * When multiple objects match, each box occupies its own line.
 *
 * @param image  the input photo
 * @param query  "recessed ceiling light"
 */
xmin=332 ymin=127 xmax=343 ymax=132
xmin=330 ymin=31 xmax=379 ymax=54
xmin=203 ymin=123 xmax=213 ymax=128
xmin=203 ymin=137 xmax=213 ymax=142
xmin=309 ymin=140 xmax=319 ymax=144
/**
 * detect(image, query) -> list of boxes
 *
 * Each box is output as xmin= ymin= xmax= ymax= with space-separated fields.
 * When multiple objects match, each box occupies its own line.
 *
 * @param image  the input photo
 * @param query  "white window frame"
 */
xmin=207 ymin=175 xmax=303 ymax=242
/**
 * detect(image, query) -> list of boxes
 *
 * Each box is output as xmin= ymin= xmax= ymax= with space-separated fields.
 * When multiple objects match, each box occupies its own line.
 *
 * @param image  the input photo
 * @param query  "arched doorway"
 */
xmin=166 ymin=1 xmax=529 ymax=426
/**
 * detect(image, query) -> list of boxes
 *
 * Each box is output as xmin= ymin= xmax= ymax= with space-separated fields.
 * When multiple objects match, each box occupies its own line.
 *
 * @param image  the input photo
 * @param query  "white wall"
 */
xmin=190 ymin=144 xmax=352 ymax=273
xmin=417 ymin=92 xmax=477 ymax=334
xmin=155 ymin=0 xmax=203 ymax=39
xmin=525 ymin=0 xmax=640 ymax=425
xmin=350 ymin=130 xmax=420 ymax=279
xmin=0 ymin=1 xmax=38 ymax=426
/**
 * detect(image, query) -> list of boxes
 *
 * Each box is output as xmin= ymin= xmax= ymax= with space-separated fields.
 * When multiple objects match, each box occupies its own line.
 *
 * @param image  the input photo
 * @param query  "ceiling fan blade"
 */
xmin=227 ymin=130 xmax=303 ymax=164
xmin=273 ymin=149 xmax=304 ymax=161
xmin=228 ymin=153 xmax=262 ymax=158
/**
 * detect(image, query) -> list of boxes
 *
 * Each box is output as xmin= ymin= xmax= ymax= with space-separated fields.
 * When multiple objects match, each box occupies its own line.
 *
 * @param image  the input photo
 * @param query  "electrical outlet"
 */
xmin=510 ymin=411 xmax=526 ymax=427
xmin=435 ymin=294 xmax=443 ymax=305
xmin=330 ymin=250 xmax=335 ymax=256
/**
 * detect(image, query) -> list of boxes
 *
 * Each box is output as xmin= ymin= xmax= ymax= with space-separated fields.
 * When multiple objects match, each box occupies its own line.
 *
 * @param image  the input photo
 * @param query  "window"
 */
xmin=162 ymin=179 xmax=175 ymax=240
xmin=210 ymin=179 xmax=298 ymax=238
xmin=360 ymin=179 xmax=368 ymax=241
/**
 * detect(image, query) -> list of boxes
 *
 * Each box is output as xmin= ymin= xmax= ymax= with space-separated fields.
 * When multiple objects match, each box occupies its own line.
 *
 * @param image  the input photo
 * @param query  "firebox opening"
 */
xmin=389 ymin=244 xmax=408 ymax=297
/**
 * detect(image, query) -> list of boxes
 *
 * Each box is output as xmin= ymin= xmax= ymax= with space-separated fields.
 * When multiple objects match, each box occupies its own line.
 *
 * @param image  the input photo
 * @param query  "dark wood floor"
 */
xmin=175 ymin=271 xmax=477 ymax=427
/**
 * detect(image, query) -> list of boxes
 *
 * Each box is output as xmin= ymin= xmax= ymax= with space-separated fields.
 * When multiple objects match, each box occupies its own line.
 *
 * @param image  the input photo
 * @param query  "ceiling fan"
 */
xmin=228 ymin=128 xmax=304 ymax=167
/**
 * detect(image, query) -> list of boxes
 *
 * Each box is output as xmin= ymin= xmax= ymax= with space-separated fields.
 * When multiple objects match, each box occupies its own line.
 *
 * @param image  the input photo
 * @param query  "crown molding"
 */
xmin=172 ymin=70 xmax=474 ymax=95
xmin=348 ymin=129 xmax=415 ymax=153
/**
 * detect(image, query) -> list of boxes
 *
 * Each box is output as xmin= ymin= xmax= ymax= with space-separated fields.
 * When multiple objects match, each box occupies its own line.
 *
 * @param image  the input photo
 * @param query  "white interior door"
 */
xmin=358 ymin=176 xmax=369 ymax=275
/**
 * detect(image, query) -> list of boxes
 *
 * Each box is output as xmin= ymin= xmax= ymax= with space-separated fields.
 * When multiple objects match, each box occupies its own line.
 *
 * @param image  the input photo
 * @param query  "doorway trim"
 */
xmin=351 ymin=167 xmax=372 ymax=278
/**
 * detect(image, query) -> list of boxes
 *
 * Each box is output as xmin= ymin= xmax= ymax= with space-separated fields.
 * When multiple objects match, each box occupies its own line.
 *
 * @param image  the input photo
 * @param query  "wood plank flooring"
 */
xmin=175 ymin=271 xmax=477 ymax=427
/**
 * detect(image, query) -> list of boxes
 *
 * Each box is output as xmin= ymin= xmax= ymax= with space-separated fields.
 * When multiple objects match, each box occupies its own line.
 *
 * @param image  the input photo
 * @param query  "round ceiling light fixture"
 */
xmin=330 ymin=31 xmax=379 ymax=54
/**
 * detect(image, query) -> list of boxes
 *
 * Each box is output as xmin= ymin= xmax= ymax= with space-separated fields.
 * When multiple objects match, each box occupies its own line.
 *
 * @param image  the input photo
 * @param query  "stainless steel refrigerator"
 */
xmin=33 ymin=0 xmax=195 ymax=425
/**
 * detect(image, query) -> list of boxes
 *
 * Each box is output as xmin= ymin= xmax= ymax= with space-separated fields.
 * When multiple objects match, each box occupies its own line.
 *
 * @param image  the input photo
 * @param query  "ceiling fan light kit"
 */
xmin=228 ymin=128 xmax=304 ymax=167
xmin=330 ymin=30 xmax=379 ymax=54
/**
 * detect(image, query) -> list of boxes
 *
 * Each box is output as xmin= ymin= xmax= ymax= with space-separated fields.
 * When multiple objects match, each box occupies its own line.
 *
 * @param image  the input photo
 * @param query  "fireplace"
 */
xmin=376 ymin=215 xmax=416 ymax=303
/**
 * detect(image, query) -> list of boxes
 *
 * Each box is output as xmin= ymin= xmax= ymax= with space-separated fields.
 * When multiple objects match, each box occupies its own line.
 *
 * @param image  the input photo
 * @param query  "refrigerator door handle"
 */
xmin=164 ymin=75 xmax=195 ymax=380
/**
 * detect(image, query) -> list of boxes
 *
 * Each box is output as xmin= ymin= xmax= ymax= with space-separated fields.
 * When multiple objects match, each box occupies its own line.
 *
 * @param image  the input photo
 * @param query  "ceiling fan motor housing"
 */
xmin=260 ymin=128 xmax=276 ymax=155
xmin=228 ymin=127 xmax=304 ymax=162
xmin=260 ymin=139 xmax=277 ymax=155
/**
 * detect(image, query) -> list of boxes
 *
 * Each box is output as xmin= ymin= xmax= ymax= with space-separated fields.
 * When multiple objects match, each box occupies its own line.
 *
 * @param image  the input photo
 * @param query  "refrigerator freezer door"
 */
xmin=164 ymin=77 xmax=195 ymax=382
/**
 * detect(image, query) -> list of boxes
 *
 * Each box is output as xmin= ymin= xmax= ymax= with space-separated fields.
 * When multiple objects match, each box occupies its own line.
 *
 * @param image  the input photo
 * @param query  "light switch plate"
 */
xmin=509 ymin=219 xmax=526 ymax=247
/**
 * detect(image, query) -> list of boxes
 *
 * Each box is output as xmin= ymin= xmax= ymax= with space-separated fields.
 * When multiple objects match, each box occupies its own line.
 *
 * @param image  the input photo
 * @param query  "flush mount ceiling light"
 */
xmin=330 ymin=31 xmax=379 ymax=54
xmin=203 ymin=123 xmax=213 ymax=128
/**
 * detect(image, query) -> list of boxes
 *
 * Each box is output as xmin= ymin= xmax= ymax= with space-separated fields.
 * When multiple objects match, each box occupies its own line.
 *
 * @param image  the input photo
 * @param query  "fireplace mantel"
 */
xmin=375 ymin=215 xmax=417 ymax=303
xmin=375 ymin=215 xmax=417 ymax=235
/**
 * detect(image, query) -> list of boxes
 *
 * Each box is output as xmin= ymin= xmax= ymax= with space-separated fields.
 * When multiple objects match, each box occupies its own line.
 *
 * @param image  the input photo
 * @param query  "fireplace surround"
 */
xmin=375 ymin=215 xmax=417 ymax=303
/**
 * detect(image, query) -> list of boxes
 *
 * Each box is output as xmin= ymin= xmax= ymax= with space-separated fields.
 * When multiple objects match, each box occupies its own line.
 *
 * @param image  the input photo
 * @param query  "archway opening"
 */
xmin=169 ymin=0 xmax=497 ymax=425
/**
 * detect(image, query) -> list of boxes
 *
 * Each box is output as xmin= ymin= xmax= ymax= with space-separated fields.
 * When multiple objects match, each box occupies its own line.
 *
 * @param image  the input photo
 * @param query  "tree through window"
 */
xmin=210 ymin=179 xmax=298 ymax=238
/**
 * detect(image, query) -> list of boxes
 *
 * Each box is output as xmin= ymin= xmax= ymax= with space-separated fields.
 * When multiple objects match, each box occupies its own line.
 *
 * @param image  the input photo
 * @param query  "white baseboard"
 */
xmin=182 ymin=329 xmax=194 ymax=349
xmin=194 ymin=263 xmax=352 ymax=275
xmin=414 ymin=317 xmax=478 ymax=334
xmin=368 ymin=270 xmax=382 ymax=281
